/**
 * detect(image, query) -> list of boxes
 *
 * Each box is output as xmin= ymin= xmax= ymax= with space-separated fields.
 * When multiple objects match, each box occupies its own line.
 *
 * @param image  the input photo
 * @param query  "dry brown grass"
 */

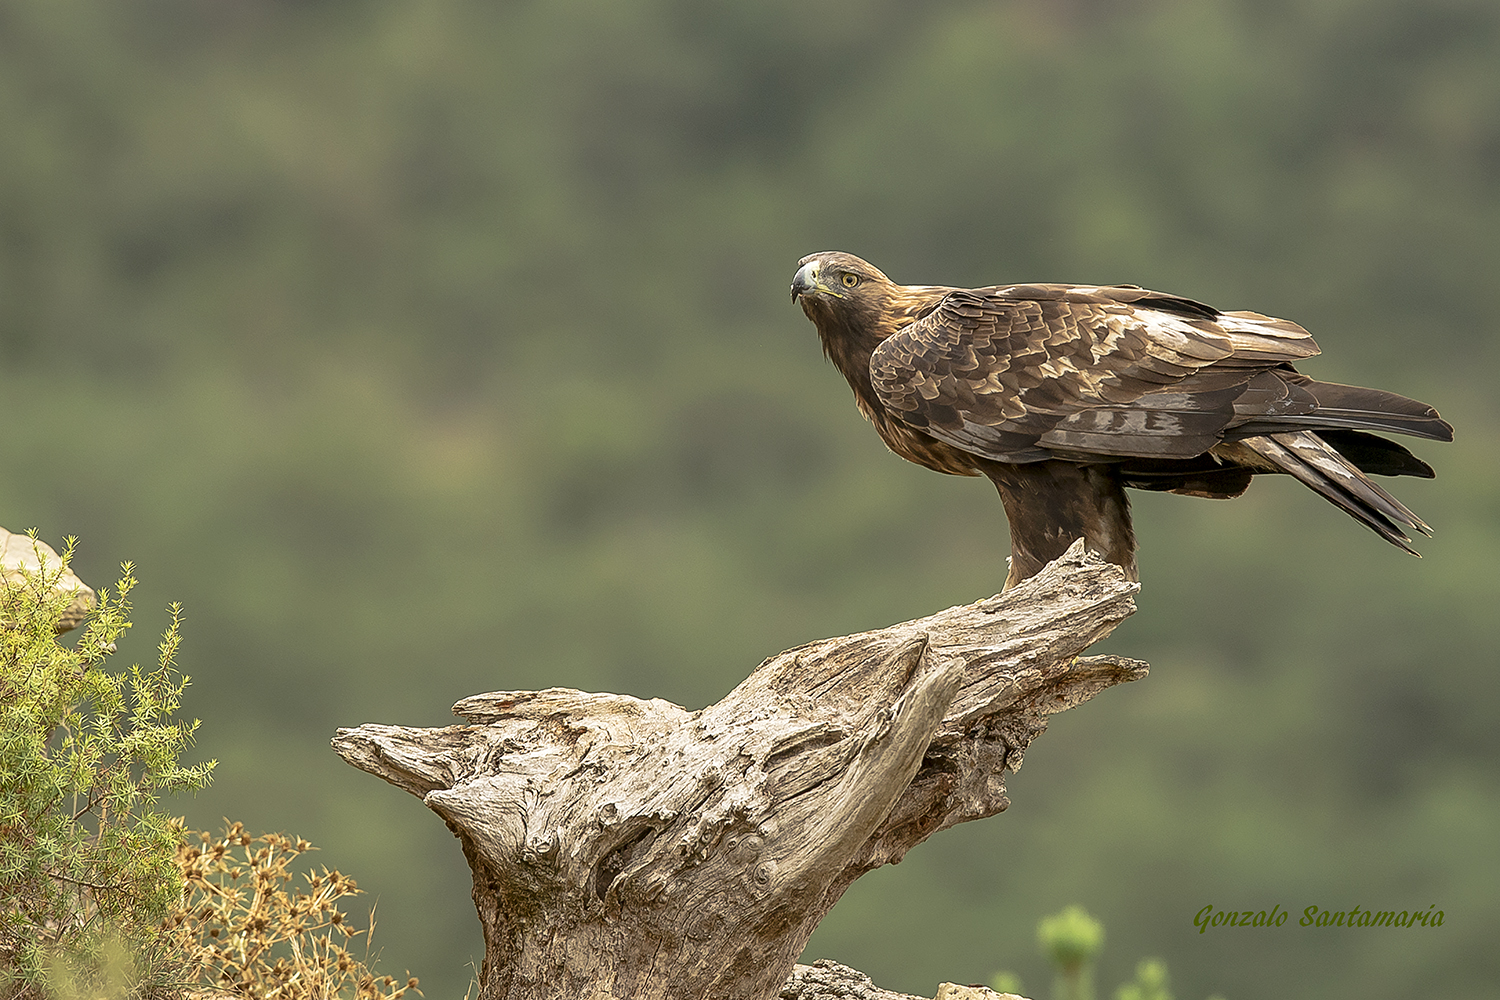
xmin=162 ymin=823 xmax=419 ymax=1000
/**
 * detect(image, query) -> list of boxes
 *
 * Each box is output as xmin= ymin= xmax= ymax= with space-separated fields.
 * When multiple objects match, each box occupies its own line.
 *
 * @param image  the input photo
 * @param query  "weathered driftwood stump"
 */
xmin=333 ymin=542 xmax=1145 ymax=1000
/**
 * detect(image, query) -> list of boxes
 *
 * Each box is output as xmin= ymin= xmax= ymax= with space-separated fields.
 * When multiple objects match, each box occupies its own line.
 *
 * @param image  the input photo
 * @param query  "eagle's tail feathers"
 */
xmin=1303 ymin=381 xmax=1455 ymax=440
xmin=1315 ymin=429 xmax=1436 ymax=479
xmin=1230 ymin=379 xmax=1454 ymax=443
xmin=1244 ymin=432 xmax=1431 ymax=553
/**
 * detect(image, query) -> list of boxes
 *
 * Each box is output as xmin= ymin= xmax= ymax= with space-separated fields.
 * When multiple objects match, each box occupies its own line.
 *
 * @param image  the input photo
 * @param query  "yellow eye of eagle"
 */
xmin=841 ymin=273 xmax=859 ymax=287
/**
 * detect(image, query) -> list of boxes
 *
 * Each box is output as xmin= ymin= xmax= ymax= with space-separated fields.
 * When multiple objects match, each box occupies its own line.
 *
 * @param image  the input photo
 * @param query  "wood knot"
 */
xmin=728 ymin=833 xmax=764 ymax=861
xmin=523 ymin=830 xmax=560 ymax=865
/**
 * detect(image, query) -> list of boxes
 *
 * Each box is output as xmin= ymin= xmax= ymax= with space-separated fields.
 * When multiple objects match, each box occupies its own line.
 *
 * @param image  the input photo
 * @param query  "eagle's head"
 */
xmin=791 ymin=251 xmax=951 ymax=372
xmin=789 ymin=251 xmax=895 ymax=323
xmin=791 ymin=251 xmax=912 ymax=373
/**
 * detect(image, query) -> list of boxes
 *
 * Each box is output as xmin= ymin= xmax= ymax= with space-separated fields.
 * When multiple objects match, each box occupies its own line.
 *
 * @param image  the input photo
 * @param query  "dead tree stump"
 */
xmin=332 ymin=541 xmax=1146 ymax=1000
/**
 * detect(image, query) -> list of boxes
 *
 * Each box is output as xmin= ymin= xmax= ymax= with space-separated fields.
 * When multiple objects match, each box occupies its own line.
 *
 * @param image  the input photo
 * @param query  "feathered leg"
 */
xmin=982 ymin=461 xmax=1138 ymax=589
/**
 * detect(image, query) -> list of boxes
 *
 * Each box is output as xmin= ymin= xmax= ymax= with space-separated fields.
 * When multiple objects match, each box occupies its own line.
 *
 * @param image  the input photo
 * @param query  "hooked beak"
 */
xmin=791 ymin=259 xmax=840 ymax=303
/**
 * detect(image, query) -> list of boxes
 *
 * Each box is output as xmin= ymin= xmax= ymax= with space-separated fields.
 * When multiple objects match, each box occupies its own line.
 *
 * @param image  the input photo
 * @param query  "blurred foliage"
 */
xmin=1 ymin=0 xmax=1497 ymax=997
xmin=992 ymin=909 xmax=1219 ymax=1000
xmin=1113 ymin=959 xmax=1172 ymax=1000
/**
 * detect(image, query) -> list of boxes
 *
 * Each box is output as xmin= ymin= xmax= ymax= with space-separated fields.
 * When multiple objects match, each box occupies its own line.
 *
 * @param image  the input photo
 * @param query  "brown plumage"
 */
xmin=791 ymin=251 xmax=1454 ymax=589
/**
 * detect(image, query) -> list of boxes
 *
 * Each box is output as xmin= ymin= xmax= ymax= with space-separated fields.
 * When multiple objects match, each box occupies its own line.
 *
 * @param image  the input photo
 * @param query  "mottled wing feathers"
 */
xmin=870 ymin=285 xmax=1321 ymax=464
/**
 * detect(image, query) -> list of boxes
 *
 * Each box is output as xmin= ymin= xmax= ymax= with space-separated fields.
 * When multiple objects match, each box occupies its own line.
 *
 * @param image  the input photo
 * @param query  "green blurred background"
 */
xmin=3 ymin=0 xmax=1497 ymax=996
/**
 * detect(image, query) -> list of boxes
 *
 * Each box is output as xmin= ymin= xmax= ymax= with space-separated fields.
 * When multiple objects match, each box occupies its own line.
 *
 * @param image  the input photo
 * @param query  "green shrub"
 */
xmin=1 ymin=537 xmax=215 ymax=997
xmin=2 ymin=536 xmax=419 ymax=999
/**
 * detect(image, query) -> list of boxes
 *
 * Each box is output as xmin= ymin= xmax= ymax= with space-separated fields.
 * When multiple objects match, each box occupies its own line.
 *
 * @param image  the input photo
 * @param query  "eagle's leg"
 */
xmin=982 ymin=461 xmax=1138 ymax=590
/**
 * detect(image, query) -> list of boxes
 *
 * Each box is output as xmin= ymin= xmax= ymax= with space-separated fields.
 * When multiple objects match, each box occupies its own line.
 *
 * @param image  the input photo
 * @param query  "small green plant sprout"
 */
xmin=1038 ymin=905 xmax=1105 ymax=1000
xmin=0 ymin=536 xmax=216 ymax=996
xmin=988 ymin=969 xmax=1025 ymax=995
xmin=1114 ymin=958 xmax=1172 ymax=1000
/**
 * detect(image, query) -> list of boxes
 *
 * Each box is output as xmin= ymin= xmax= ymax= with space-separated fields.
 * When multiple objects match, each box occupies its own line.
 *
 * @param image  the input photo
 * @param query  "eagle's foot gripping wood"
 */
xmin=332 ymin=541 xmax=1145 ymax=1000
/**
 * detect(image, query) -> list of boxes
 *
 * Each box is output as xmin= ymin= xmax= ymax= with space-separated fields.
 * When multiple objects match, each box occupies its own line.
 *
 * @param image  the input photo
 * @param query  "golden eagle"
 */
xmin=792 ymin=251 xmax=1453 ymax=588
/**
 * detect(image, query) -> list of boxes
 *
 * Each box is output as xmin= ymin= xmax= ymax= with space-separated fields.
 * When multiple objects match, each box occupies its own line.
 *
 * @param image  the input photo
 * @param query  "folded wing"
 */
xmin=869 ymin=283 xmax=1453 ymax=550
xmin=869 ymin=284 xmax=1322 ymax=463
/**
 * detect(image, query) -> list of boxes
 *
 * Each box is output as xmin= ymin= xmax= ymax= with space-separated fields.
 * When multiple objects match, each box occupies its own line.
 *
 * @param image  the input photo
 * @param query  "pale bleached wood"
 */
xmin=333 ymin=541 xmax=1144 ymax=1000
xmin=780 ymin=959 xmax=1025 ymax=1000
